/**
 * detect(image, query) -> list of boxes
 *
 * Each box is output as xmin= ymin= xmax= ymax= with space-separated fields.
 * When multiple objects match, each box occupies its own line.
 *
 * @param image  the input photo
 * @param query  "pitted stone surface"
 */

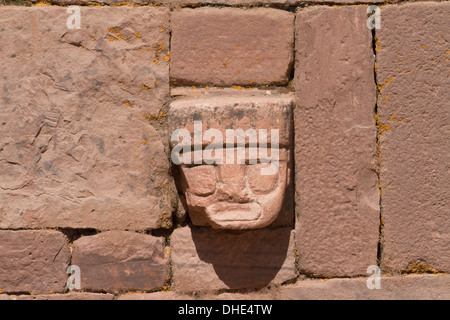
xmin=295 ymin=6 xmax=379 ymax=277
xmin=0 ymin=7 xmax=176 ymax=231
xmin=0 ymin=230 xmax=70 ymax=294
xmin=171 ymin=225 xmax=296 ymax=291
xmin=170 ymin=7 xmax=294 ymax=86
xmin=377 ymin=2 xmax=450 ymax=273
xmin=72 ymin=231 xmax=169 ymax=292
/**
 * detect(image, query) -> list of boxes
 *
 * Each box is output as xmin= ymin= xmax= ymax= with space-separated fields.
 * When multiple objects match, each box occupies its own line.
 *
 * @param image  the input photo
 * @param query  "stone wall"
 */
xmin=0 ymin=0 xmax=448 ymax=300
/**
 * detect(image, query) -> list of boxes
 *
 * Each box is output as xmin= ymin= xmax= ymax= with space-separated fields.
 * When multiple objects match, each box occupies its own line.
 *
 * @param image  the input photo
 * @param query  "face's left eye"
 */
xmin=182 ymin=165 xmax=217 ymax=196
xmin=246 ymin=163 xmax=279 ymax=194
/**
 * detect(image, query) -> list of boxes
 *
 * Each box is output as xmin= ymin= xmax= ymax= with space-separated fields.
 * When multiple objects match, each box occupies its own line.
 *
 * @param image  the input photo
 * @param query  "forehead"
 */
xmin=179 ymin=147 xmax=289 ymax=166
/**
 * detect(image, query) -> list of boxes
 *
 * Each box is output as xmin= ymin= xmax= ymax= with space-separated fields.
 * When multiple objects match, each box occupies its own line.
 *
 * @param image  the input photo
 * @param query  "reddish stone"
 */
xmin=18 ymin=292 xmax=114 ymax=300
xmin=376 ymin=2 xmax=450 ymax=273
xmin=71 ymin=231 xmax=169 ymax=292
xmin=171 ymin=225 xmax=296 ymax=291
xmin=295 ymin=6 xmax=379 ymax=277
xmin=170 ymin=7 xmax=294 ymax=86
xmin=0 ymin=230 xmax=70 ymax=294
xmin=0 ymin=7 xmax=176 ymax=231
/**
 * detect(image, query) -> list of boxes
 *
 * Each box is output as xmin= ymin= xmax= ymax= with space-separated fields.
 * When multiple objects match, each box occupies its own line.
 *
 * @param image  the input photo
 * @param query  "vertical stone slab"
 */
xmin=377 ymin=2 xmax=450 ymax=273
xmin=295 ymin=6 xmax=379 ymax=277
xmin=170 ymin=7 xmax=294 ymax=86
xmin=0 ymin=230 xmax=70 ymax=294
xmin=0 ymin=7 xmax=176 ymax=230
xmin=71 ymin=231 xmax=169 ymax=292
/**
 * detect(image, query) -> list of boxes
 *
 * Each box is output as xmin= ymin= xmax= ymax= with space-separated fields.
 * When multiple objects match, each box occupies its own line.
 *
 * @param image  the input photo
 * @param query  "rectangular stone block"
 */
xmin=295 ymin=6 xmax=379 ymax=277
xmin=376 ymin=2 xmax=450 ymax=273
xmin=280 ymin=275 xmax=450 ymax=300
xmin=171 ymin=225 xmax=296 ymax=292
xmin=71 ymin=231 xmax=169 ymax=292
xmin=18 ymin=292 xmax=114 ymax=300
xmin=170 ymin=7 xmax=294 ymax=86
xmin=0 ymin=230 xmax=70 ymax=294
xmin=0 ymin=7 xmax=176 ymax=231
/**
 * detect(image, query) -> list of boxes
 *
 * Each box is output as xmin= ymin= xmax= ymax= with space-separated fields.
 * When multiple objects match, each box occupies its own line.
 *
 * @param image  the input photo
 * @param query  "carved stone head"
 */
xmin=169 ymin=95 xmax=293 ymax=230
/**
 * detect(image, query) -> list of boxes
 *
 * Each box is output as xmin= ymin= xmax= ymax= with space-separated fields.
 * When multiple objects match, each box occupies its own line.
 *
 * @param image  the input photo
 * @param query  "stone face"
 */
xmin=376 ymin=2 xmax=450 ymax=273
xmin=0 ymin=7 xmax=176 ymax=231
xmin=18 ymin=292 xmax=114 ymax=300
xmin=169 ymin=0 xmax=384 ymax=6
xmin=170 ymin=7 xmax=294 ymax=86
xmin=295 ymin=6 xmax=379 ymax=277
xmin=280 ymin=275 xmax=450 ymax=300
xmin=71 ymin=231 xmax=169 ymax=292
xmin=0 ymin=230 xmax=70 ymax=294
xmin=171 ymin=225 xmax=296 ymax=292
xmin=169 ymin=95 xmax=294 ymax=229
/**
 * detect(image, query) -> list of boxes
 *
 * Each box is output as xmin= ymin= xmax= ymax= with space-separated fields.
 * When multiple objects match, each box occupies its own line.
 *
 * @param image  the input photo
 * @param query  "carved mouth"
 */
xmin=206 ymin=202 xmax=262 ymax=222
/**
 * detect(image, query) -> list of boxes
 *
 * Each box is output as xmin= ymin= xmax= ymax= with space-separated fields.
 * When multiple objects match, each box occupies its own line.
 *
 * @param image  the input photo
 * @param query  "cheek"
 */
xmin=182 ymin=165 xmax=217 ymax=196
xmin=246 ymin=163 xmax=280 ymax=194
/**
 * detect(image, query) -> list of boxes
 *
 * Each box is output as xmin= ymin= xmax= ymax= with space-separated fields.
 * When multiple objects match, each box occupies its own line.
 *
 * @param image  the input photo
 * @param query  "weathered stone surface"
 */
xmin=376 ymin=2 xmax=450 ymax=273
xmin=0 ymin=230 xmax=70 ymax=294
xmin=171 ymin=225 xmax=296 ymax=292
xmin=18 ymin=292 xmax=114 ymax=300
xmin=117 ymin=291 xmax=195 ymax=300
xmin=280 ymin=275 xmax=450 ymax=300
xmin=295 ymin=6 xmax=379 ymax=277
xmin=169 ymin=95 xmax=294 ymax=229
xmin=0 ymin=7 xmax=176 ymax=231
xmin=169 ymin=0 xmax=384 ymax=5
xmin=71 ymin=231 xmax=169 ymax=292
xmin=0 ymin=295 xmax=11 ymax=300
xmin=170 ymin=7 xmax=294 ymax=86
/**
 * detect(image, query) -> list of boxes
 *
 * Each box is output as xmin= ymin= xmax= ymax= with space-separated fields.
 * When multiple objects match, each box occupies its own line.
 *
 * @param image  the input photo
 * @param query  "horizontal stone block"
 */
xmin=280 ymin=275 xmax=450 ymax=300
xmin=0 ymin=230 xmax=70 ymax=294
xmin=71 ymin=231 xmax=169 ymax=292
xmin=376 ymin=2 xmax=450 ymax=273
xmin=295 ymin=6 xmax=379 ymax=277
xmin=0 ymin=7 xmax=176 ymax=231
xmin=170 ymin=7 xmax=294 ymax=86
xmin=171 ymin=225 xmax=296 ymax=292
xmin=117 ymin=291 xmax=194 ymax=300
xmin=18 ymin=292 xmax=114 ymax=300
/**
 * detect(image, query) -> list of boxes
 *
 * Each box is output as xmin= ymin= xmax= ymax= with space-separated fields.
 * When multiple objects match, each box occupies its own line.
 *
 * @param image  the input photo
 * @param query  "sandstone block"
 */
xmin=0 ymin=7 xmax=176 ymax=230
xmin=18 ymin=292 xmax=114 ymax=300
xmin=295 ymin=6 xmax=379 ymax=277
xmin=71 ymin=231 xmax=169 ymax=292
xmin=376 ymin=2 xmax=450 ymax=273
xmin=0 ymin=230 xmax=70 ymax=294
xmin=171 ymin=225 xmax=296 ymax=291
xmin=170 ymin=7 xmax=294 ymax=86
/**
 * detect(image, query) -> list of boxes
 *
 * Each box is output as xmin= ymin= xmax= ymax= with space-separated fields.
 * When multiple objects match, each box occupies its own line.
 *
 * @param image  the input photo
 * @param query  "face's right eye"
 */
xmin=182 ymin=165 xmax=217 ymax=196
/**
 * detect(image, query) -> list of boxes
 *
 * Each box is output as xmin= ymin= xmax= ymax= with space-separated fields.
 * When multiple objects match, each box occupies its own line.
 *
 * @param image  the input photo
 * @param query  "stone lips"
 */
xmin=377 ymin=2 xmax=450 ymax=273
xmin=295 ymin=6 xmax=379 ymax=277
xmin=0 ymin=7 xmax=176 ymax=231
xmin=170 ymin=7 xmax=294 ymax=86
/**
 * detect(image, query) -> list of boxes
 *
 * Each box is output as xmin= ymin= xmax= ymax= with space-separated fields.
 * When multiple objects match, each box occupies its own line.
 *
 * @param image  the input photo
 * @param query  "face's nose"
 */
xmin=215 ymin=164 xmax=249 ymax=202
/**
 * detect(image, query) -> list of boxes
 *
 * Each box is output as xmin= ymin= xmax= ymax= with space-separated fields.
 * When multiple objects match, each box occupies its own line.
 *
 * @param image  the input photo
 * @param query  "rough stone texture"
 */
xmin=171 ymin=225 xmax=296 ymax=292
xmin=280 ymin=275 xmax=450 ymax=300
xmin=0 ymin=230 xmax=70 ymax=294
xmin=169 ymin=94 xmax=294 ymax=229
xmin=170 ymin=7 xmax=294 ymax=86
xmin=18 ymin=292 xmax=114 ymax=300
xmin=295 ymin=6 xmax=379 ymax=277
xmin=71 ymin=231 xmax=169 ymax=292
xmin=0 ymin=295 xmax=11 ymax=300
xmin=376 ymin=2 xmax=450 ymax=273
xmin=117 ymin=291 xmax=195 ymax=300
xmin=0 ymin=7 xmax=176 ymax=231
xmin=169 ymin=0 xmax=383 ymax=5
